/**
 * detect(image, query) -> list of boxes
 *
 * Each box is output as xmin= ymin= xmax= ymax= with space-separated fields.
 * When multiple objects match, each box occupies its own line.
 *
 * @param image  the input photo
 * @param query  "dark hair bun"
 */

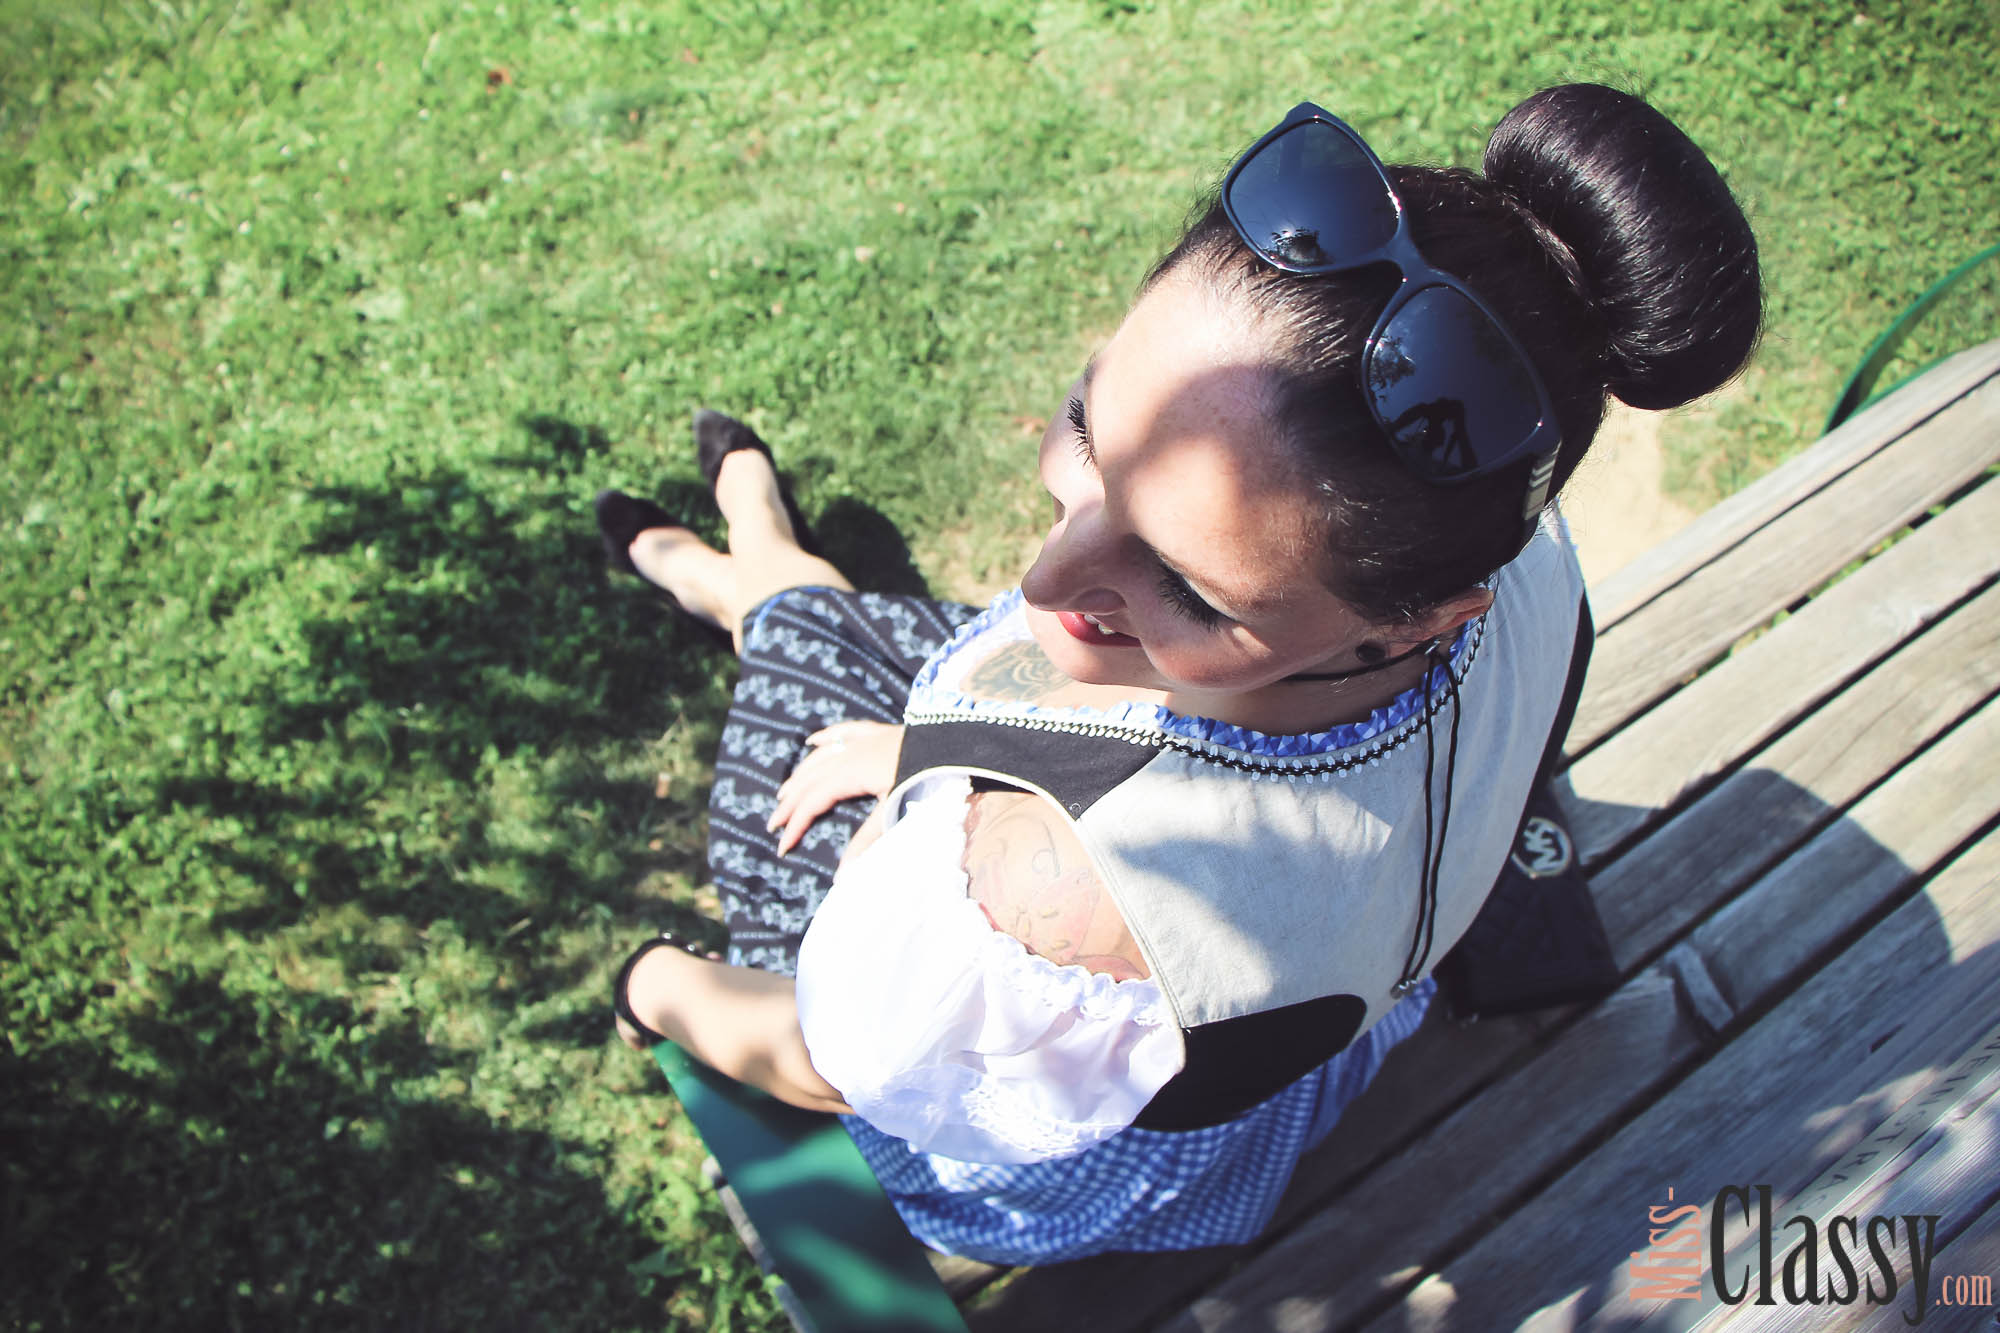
xmin=1484 ymin=84 xmax=1762 ymax=410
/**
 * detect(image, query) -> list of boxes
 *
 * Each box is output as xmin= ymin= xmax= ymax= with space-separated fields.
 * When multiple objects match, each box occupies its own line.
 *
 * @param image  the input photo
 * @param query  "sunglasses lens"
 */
xmin=1228 ymin=121 xmax=1398 ymax=268
xmin=1366 ymin=286 xmax=1544 ymax=479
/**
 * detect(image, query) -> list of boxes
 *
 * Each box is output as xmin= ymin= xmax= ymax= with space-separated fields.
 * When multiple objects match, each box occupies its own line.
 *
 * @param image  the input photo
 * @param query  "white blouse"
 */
xmin=794 ymin=774 xmax=1186 ymax=1165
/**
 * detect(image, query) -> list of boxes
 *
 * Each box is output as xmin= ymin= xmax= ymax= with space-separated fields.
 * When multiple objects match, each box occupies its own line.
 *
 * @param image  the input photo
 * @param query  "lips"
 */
xmin=1056 ymin=610 xmax=1141 ymax=647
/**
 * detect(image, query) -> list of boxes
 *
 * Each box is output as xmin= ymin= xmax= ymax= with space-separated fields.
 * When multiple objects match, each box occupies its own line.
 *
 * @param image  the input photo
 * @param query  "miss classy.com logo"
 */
xmin=1631 ymin=1185 xmax=1993 ymax=1326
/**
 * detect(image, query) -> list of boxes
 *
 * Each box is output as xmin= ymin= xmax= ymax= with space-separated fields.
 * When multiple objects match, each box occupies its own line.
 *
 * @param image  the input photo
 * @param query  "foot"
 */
xmin=693 ymin=408 xmax=774 ymax=488
xmin=628 ymin=526 xmax=736 ymax=632
xmin=692 ymin=408 xmax=822 ymax=556
xmin=593 ymin=490 xmax=678 ymax=576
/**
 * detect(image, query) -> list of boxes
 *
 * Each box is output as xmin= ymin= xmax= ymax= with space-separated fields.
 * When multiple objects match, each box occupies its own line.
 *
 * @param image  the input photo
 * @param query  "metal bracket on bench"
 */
xmin=1661 ymin=943 xmax=1736 ymax=1039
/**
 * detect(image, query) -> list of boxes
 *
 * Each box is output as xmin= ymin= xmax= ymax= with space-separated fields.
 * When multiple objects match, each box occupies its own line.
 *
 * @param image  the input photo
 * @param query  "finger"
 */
xmin=804 ymin=726 xmax=855 ymax=754
xmin=775 ymin=780 xmax=849 ymax=855
xmin=766 ymin=769 xmax=823 ymax=832
xmin=776 ymin=782 xmax=840 ymax=854
xmin=776 ymin=802 xmax=825 ymax=856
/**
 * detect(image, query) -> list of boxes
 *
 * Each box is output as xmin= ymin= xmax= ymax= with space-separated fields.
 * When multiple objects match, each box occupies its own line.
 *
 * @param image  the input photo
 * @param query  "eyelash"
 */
xmin=1158 ymin=569 xmax=1226 ymax=627
xmin=1065 ymin=395 xmax=1093 ymax=463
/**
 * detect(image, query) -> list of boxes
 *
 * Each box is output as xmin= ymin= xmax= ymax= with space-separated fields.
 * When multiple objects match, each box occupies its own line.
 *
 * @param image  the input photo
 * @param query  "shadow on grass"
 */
xmin=161 ymin=415 xmax=743 ymax=959
xmin=815 ymin=494 xmax=933 ymax=600
xmin=0 ymin=977 xmax=695 ymax=1330
xmin=4 ymin=415 xmax=821 ymax=1326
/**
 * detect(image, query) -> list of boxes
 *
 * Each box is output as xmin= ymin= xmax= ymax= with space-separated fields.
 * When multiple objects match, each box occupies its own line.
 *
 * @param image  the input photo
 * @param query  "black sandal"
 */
xmin=593 ymin=489 xmax=679 ymax=577
xmin=691 ymin=408 xmax=823 ymax=557
xmin=613 ymin=933 xmax=721 ymax=1045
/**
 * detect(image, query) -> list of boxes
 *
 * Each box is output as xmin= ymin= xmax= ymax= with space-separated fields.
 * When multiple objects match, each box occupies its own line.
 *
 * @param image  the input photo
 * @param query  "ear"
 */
xmin=1379 ymin=587 xmax=1494 ymax=655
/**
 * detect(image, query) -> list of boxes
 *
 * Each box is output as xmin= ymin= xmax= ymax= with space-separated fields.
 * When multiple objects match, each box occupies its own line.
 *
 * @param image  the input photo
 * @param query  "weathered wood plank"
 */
xmin=1584 ymin=583 xmax=2000 ymax=969
xmin=1568 ymin=373 xmax=2000 ymax=754
xmin=1360 ymin=830 xmax=2000 ymax=1333
xmin=1168 ymin=699 xmax=2000 ymax=1333
xmin=1563 ymin=476 xmax=2000 ymax=868
xmin=1690 ymin=694 xmax=2000 ymax=1011
xmin=1587 ymin=339 xmax=2000 ymax=630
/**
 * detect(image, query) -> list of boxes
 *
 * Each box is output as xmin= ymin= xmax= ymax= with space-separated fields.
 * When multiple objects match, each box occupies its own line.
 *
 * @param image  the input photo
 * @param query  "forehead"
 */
xmin=1093 ymin=276 xmax=1333 ymax=614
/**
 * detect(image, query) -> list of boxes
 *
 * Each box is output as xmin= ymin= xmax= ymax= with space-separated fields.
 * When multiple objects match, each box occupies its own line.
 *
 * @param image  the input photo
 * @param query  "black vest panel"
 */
xmin=894 ymin=718 xmax=1163 ymax=814
xmin=1133 ymin=992 xmax=1368 ymax=1130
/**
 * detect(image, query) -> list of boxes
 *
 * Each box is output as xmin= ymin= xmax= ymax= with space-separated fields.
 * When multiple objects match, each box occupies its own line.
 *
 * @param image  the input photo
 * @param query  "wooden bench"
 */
xmin=947 ymin=338 xmax=2000 ymax=1331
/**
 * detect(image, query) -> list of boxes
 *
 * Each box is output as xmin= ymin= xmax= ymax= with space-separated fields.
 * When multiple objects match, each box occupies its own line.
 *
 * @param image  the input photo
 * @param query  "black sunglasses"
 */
xmin=1221 ymin=102 xmax=1561 ymax=529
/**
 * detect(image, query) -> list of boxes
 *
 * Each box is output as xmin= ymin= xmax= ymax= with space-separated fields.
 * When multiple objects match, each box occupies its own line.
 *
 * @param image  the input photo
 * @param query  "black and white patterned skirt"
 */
xmin=705 ymin=587 xmax=981 ymax=974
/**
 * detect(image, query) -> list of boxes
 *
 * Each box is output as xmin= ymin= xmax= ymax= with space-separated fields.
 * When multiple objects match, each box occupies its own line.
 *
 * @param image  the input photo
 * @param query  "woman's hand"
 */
xmin=767 ymin=721 xmax=903 ymax=856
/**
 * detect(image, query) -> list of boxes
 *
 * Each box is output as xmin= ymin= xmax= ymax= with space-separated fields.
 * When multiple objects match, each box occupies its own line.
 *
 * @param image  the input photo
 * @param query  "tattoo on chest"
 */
xmin=959 ymin=792 xmax=1150 ymax=982
xmin=959 ymin=641 xmax=1072 ymax=703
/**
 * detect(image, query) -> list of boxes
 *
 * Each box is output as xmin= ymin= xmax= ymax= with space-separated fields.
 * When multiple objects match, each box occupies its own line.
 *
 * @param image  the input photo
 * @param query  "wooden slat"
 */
xmin=1567 ymin=373 xmax=2000 ymax=754
xmin=1168 ymin=973 xmax=1701 ymax=1333
xmin=1167 ymin=698 xmax=2000 ymax=1333
xmin=1564 ymin=476 xmax=2000 ymax=868
xmin=1689 ymin=697 xmax=2000 ymax=1009
xmin=1586 ymin=582 xmax=2000 ymax=969
xmin=1587 ymin=339 xmax=2000 ymax=629
xmin=1358 ymin=828 xmax=2000 ymax=1333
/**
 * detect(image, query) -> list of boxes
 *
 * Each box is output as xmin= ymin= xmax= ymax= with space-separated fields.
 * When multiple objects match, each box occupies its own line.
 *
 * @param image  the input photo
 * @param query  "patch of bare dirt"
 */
xmin=1560 ymin=402 xmax=1697 ymax=586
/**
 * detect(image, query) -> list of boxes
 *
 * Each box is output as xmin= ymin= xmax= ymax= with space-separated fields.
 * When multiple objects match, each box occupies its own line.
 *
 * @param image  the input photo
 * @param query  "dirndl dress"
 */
xmin=704 ymin=585 xmax=1435 ymax=1265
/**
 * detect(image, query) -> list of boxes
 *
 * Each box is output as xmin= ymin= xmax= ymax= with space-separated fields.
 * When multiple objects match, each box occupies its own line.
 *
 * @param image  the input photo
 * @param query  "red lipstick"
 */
xmin=1056 ymin=610 xmax=1141 ymax=647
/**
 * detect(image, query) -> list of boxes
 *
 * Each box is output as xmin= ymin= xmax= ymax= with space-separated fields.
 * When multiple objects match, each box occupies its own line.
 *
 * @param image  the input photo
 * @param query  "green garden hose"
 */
xmin=1826 ymin=240 xmax=2000 ymax=434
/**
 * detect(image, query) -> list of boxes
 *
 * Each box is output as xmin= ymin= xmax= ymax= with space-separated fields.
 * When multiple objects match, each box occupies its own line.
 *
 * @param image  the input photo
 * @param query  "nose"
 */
xmin=1021 ymin=499 xmax=1125 ymax=615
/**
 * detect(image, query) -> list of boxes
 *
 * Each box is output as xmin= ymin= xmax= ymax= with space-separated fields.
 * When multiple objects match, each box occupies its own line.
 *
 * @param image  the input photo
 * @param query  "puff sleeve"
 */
xmin=795 ymin=775 xmax=1185 ymax=1165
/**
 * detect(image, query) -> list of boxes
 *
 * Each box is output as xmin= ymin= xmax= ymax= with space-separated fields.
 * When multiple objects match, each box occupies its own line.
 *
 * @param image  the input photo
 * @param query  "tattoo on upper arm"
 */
xmin=959 ymin=791 xmax=1151 ymax=982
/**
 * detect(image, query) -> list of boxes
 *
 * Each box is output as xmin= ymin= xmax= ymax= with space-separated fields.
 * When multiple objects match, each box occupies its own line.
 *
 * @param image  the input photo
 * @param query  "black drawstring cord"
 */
xmin=1395 ymin=641 xmax=1462 ymax=994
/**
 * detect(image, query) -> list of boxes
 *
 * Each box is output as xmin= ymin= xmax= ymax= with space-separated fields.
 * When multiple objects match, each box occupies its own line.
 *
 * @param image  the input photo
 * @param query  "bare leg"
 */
xmin=712 ymin=450 xmax=854 ymax=611
xmin=625 ymin=452 xmax=851 ymax=653
xmin=628 ymin=527 xmax=740 ymax=642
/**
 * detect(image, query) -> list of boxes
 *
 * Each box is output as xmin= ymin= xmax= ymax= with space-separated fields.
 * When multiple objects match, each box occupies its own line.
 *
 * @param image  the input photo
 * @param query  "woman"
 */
xmin=601 ymin=83 xmax=1760 ymax=1263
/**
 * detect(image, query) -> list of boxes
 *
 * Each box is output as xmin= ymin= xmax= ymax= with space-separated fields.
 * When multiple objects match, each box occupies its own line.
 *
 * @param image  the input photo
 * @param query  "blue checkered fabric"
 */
xmin=706 ymin=587 xmax=1435 ymax=1262
xmin=845 ymin=977 xmax=1433 ymax=1263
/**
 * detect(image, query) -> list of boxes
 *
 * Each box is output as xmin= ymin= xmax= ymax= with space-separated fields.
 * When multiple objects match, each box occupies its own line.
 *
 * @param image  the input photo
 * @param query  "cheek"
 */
xmin=1134 ymin=628 xmax=1264 ymax=691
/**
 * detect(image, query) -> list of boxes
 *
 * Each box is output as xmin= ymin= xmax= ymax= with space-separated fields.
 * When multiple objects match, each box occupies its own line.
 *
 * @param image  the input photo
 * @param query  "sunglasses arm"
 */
xmin=1519 ymin=450 xmax=1558 ymax=542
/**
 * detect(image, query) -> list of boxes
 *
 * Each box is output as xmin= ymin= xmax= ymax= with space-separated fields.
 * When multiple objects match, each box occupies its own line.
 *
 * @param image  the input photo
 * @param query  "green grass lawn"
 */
xmin=2 ymin=0 xmax=1993 ymax=1327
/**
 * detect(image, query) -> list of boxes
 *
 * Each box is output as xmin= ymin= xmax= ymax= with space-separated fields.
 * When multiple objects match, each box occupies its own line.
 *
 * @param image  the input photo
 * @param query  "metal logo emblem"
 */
xmin=1510 ymin=814 xmax=1574 ymax=878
